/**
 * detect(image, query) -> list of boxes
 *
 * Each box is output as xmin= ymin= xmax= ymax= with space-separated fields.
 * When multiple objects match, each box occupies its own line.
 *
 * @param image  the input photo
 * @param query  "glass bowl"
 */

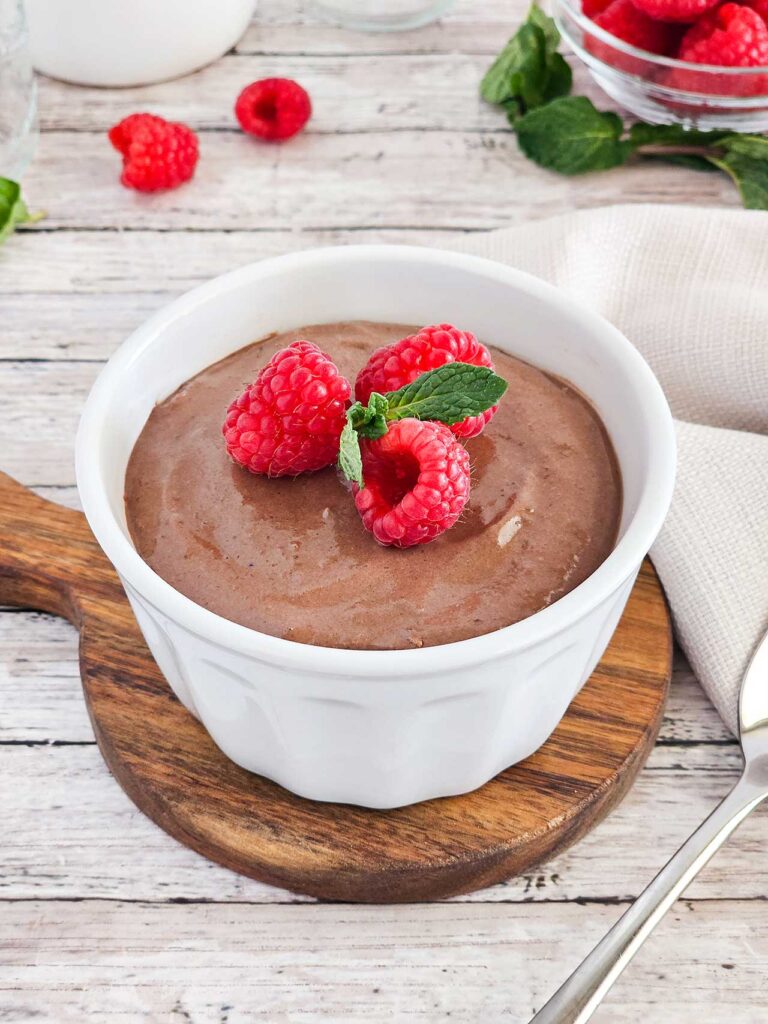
xmin=312 ymin=0 xmax=456 ymax=32
xmin=554 ymin=0 xmax=768 ymax=131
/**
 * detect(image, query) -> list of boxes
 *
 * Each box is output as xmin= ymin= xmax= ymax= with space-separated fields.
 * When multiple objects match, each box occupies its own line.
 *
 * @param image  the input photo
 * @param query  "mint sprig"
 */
xmin=482 ymin=5 xmax=768 ymax=211
xmin=481 ymin=4 xmax=571 ymax=116
xmin=516 ymin=97 xmax=632 ymax=175
xmin=384 ymin=363 xmax=507 ymax=425
xmin=0 ymin=178 xmax=43 ymax=245
xmin=337 ymin=362 xmax=508 ymax=487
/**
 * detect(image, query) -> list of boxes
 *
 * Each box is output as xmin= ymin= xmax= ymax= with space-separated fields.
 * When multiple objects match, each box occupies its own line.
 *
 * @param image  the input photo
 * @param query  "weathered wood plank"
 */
xmin=37 ymin=54 xmax=500 ymax=134
xmin=21 ymin=130 xmax=738 ymax=234
xmin=236 ymin=0 xmax=521 ymax=56
xmin=0 ymin=616 xmax=732 ymax=745
xmin=2 ymin=900 xmax=766 ymax=1022
xmin=0 ymin=701 xmax=756 ymax=905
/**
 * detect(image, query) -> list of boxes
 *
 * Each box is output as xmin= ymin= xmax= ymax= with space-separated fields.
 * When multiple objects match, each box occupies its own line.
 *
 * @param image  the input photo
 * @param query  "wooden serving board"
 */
xmin=0 ymin=471 xmax=672 ymax=903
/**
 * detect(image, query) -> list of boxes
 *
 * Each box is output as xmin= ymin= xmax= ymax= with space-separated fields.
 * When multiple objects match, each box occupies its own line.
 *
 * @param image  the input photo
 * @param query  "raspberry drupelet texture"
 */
xmin=108 ymin=113 xmax=199 ymax=192
xmin=678 ymin=2 xmax=768 ymax=64
xmin=355 ymin=324 xmax=498 ymax=439
xmin=235 ymin=78 xmax=312 ymax=141
xmin=223 ymin=341 xmax=351 ymax=477
xmin=741 ymin=0 xmax=768 ymax=24
xmin=590 ymin=0 xmax=679 ymax=60
xmin=582 ymin=0 xmax=613 ymax=18
xmin=629 ymin=0 xmax=719 ymax=23
xmin=354 ymin=419 xmax=471 ymax=548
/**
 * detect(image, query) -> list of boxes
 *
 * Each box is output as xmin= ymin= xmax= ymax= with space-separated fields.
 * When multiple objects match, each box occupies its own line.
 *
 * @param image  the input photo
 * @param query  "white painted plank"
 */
xmin=0 ymin=674 xmax=759 ymax=905
xmin=0 ymin=229 xmax=461 ymax=297
xmin=2 ymin=899 xmax=766 ymax=1023
xmin=21 ymin=130 xmax=738 ymax=234
xmin=0 ymin=612 xmax=731 ymax=745
xmin=236 ymin=0 xmax=523 ymax=55
xmin=38 ymin=53 xmax=501 ymax=134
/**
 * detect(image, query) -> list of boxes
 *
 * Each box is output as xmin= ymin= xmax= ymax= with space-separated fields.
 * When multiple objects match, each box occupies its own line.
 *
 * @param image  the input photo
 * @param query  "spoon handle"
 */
xmin=530 ymin=765 xmax=768 ymax=1024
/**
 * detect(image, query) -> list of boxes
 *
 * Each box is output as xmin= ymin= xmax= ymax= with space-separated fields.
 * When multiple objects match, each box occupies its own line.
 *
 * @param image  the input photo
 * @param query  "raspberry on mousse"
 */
xmin=223 ymin=340 xmax=351 ymax=477
xmin=355 ymin=324 xmax=499 ymax=439
xmin=354 ymin=419 xmax=472 ymax=549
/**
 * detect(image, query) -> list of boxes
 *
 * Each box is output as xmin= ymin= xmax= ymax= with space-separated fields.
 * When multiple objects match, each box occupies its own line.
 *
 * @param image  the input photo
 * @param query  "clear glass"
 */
xmin=312 ymin=0 xmax=456 ymax=32
xmin=0 ymin=0 xmax=37 ymax=179
xmin=555 ymin=0 xmax=768 ymax=132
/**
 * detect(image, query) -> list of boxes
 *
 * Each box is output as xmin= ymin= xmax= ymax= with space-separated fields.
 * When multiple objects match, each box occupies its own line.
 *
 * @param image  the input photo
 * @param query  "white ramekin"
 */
xmin=24 ymin=0 xmax=257 ymax=87
xmin=76 ymin=246 xmax=676 ymax=809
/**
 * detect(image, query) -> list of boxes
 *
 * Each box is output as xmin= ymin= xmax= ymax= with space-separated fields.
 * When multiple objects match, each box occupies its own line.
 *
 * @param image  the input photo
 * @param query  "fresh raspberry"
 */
xmin=664 ymin=4 xmax=768 ymax=94
xmin=235 ymin=78 xmax=312 ymax=141
xmin=108 ymin=113 xmax=199 ymax=192
xmin=355 ymin=324 xmax=497 ymax=440
xmin=223 ymin=341 xmax=351 ymax=477
xmin=354 ymin=419 xmax=471 ymax=548
xmin=741 ymin=0 xmax=768 ymax=24
xmin=583 ymin=0 xmax=614 ymax=17
xmin=589 ymin=0 xmax=679 ymax=63
xmin=629 ymin=0 xmax=719 ymax=23
xmin=678 ymin=2 xmax=768 ymax=62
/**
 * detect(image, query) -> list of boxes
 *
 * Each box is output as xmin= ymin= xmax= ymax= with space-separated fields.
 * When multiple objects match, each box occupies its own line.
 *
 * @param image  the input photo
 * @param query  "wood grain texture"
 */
xmin=0 ymin=471 xmax=672 ymax=903
xmin=1 ymin=0 xmax=760 ymax=1015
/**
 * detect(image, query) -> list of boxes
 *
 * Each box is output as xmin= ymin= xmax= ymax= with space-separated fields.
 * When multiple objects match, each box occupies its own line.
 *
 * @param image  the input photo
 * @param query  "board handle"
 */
xmin=0 ymin=470 xmax=120 ymax=625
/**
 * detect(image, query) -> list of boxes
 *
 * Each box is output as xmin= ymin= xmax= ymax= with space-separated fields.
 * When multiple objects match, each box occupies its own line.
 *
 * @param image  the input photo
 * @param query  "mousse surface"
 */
xmin=125 ymin=321 xmax=621 ymax=649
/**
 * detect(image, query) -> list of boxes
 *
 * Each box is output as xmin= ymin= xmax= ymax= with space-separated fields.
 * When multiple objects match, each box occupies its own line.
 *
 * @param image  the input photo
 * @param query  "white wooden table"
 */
xmin=1 ymin=2 xmax=764 ymax=1021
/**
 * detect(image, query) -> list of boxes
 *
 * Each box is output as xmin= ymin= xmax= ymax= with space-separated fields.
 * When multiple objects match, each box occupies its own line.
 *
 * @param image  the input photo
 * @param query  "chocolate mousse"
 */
xmin=124 ymin=321 xmax=622 ymax=650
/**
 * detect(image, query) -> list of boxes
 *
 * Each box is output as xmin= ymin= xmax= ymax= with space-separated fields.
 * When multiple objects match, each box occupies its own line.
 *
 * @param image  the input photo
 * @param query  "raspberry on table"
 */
xmin=108 ymin=113 xmax=199 ymax=192
xmin=629 ymin=0 xmax=720 ymax=23
xmin=354 ymin=419 xmax=471 ymax=548
xmin=235 ymin=78 xmax=312 ymax=141
xmin=355 ymin=324 xmax=498 ymax=440
xmin=223 ymin=341 xmax=351 ymax=477
xmin=589 ymin=0 xmax=679 ymax=64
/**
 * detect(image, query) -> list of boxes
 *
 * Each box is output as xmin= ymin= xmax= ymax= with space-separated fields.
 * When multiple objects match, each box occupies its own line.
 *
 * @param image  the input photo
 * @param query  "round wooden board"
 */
xmin=0 ymin=471 xmax=672 ymax=903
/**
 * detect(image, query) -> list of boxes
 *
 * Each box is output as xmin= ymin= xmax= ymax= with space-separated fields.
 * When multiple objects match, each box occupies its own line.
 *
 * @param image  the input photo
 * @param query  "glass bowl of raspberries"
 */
xmin=555 ymin=0 xmax=768 ymax=130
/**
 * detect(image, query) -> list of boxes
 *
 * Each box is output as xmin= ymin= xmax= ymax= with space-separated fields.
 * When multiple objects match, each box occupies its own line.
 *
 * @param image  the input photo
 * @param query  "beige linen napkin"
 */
xmin=452 ymin=205 xmax=768 ymax=734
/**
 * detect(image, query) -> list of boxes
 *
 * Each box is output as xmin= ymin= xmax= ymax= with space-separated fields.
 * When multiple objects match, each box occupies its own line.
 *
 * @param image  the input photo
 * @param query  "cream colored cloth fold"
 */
xmin=452 ymin=205 xmax=768 ymax=734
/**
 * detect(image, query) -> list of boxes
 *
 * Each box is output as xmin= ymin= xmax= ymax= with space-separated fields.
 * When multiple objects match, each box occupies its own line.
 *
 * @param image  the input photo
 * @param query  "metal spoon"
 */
xmin=530 ymin=628 xmax=768 ymax=1024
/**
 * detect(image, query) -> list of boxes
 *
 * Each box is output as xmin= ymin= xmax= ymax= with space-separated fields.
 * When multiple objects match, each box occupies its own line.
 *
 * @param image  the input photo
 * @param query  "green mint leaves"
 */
xmin=0 ymin=178 xmax=41 ymax=245
xmin=480 ymin=4 xmax=572 ymax=118
xmin=384 ymin=363 xmax=508 ymax=425
xmin=516 ymin=97 xmax=633 ymax=175
xmin=482 ymin=5 xmax=768 ymax=210
xmin=338 ymin=415 xmax=365 ymax=488
xmin=337 ymin=362 xmax=508 ymax=487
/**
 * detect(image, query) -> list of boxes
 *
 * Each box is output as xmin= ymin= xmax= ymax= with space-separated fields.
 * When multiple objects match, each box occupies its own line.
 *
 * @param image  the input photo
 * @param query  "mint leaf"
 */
xmin=349 ymin=393 xmax=389 ymax=440
xmin=709 ymin=152 xmax=768 ymax=211
xmin=481 ymin=22 xmax=548 ymax=108
xmin=385 ymin=363 xmax=508 ymax=426
xmin=481 ymin=5 xmax=570 ymax=116
xmin=719 ymin=135 xmax=768 ymax=161
xmin=528 ymin=2 xmax=561 ymax=55
xmin=516 ymin=96 xmax=633 ymax=174
xmin=0 ymin=178 xmax=40 ymax=245
xmin=629 ymin=123 xmax=728 ymax=149
xmin=337 ymin=416 xmax=364 ymax=488
xmin=541 ymin=52 xmax=572 ymax=104
xmin=644 ymin=153 xmax=719 ymax=173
